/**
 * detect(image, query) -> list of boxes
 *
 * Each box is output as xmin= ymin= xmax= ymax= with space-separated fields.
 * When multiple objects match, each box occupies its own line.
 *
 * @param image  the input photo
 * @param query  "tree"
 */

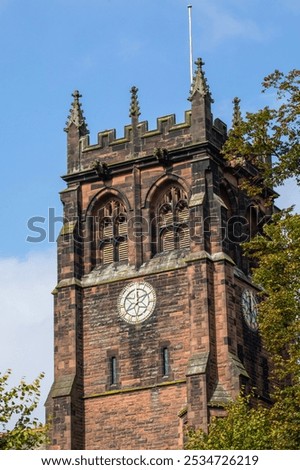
xmin=243 ymin=209 xmax=300 ymax=449
xmin=185 ymin=393 xmax=273 ymax=450
xmin=186 ymin=210 xmax=300 ymax=450
xmin=222 ymin=69 xmax=300 ymax=200
xmin=186 ymin=69 xmax=300 ymax=450
xmin=245 ymin=210 xmax=300 ymax=384
xmin=0 ymin=370 xmax=47 ymax=449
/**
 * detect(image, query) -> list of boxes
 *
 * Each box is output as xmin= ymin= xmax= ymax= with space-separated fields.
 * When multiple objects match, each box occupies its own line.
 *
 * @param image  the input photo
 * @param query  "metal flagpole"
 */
xmin=188 ymin=4 xmax=193 ymax=85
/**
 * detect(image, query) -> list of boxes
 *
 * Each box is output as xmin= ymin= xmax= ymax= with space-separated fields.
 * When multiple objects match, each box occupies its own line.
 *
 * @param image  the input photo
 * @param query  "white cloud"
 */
xmin=193 ymin=0 xmax=272 ymax=47
xmin=0 ymin=249 xmax=56 ymax=424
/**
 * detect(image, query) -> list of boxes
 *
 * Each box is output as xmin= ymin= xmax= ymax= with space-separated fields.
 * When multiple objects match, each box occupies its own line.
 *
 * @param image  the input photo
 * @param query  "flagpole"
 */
xmin=188 ymin=4 xmax=193 ymax=84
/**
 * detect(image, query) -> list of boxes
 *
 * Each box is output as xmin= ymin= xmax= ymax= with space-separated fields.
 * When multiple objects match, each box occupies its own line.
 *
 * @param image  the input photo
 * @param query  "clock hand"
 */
xmin=135 ymin=286 xmax=141 ymax=307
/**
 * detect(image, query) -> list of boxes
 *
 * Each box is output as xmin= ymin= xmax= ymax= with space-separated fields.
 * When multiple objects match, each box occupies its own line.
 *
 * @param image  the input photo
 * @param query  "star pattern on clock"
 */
xmin=118 ymin=281 xmax=156 ymax=324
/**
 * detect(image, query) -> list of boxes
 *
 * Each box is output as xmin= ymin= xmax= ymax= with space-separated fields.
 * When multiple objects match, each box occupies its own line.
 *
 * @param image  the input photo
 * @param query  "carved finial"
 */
xmin=129 ymin=86 xmax=141 ymax=119
xmin=65 ymin=90 xmax=89 ymax=134
xmin=232 ymin=97 xmax=242 ymax=127
xmin=189 ymin=58 xmax=213 ymax=102
xmin=195 ymin=57 xmax=205 ymax=70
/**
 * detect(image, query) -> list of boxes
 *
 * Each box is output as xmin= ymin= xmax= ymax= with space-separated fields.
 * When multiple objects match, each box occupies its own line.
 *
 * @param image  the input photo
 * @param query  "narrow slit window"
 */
xmin=110 ymin=356 xmax=117 ymax=385
xmin=162 ymin=347 xmax=169 ymax=377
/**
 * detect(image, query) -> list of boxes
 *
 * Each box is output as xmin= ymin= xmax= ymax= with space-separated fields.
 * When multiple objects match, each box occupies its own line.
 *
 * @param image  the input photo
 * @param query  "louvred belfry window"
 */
xmin=99 ymin=199 xmax=128 ymax=264
xmin=157 ymin=186 xmax=189 ymax=253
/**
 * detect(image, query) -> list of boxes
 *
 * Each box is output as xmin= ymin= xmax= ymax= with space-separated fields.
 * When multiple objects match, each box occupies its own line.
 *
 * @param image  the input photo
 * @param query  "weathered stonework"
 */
xmin=46 ymin=60 xmax=273 ymax=449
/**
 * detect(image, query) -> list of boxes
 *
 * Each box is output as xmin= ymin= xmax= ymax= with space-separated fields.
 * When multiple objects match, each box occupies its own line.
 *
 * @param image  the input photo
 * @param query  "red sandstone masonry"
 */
xmin=47 ymin=65 xmax=273 ymax=449
xmin=84 ymin=384 xmax=186 ymax=450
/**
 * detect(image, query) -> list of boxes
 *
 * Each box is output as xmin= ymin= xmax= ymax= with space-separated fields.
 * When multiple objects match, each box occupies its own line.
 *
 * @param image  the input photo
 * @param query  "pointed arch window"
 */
xmin=99 ymin=199 xmax=128 ymax=264
xmin=157 ymin=186 xmax=190 ymax=253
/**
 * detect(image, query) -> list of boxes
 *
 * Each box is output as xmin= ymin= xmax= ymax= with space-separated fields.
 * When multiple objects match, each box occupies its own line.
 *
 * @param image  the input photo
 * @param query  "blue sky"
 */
xmin=0 ymin=0 xmax=299 ymax=423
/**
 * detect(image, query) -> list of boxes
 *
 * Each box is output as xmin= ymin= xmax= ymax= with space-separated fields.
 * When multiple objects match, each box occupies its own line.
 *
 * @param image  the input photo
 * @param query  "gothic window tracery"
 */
xmin=156 ymin=186 xmax=190 ymax=253
xmin=98 ymin=199 xmax=128 ymax=264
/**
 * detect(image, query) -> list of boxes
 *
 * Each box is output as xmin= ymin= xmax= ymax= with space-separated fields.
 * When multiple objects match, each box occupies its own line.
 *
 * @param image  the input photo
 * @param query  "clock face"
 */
xmin=241 ymin=289 xmax=258 ymax=331
xmin=118 ymin=281 xmax=156 ymax=325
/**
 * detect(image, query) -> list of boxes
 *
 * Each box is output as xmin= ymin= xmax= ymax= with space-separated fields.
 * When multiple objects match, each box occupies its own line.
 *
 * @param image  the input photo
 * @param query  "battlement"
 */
xmin=82 ymin=110 xmax=192 ymax=149
xmin=70 ymin=110 xmax=227 ymax=173
xmin=64 ymin=59 xmax=228 ymax=174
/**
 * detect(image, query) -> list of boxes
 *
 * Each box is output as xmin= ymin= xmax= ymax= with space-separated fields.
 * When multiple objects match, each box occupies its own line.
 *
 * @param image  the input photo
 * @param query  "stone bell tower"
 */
xmin=46 ymin=59 xmax=272 ymax=449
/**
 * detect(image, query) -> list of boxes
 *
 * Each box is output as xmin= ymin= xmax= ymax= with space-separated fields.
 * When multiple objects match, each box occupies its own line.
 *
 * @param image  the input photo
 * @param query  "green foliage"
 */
xmin=269 ymin=386 xmax=300 ymax=450
xmin=243 ymin=209 xmax=300 ymax=450
xmin=245 ymin=209 xmax=300 ymax=384
xmin=0 ymin=370 xmax=47 ymax=449
xmin=186 ymin=68 xmax=300 ymax=450
xmin=185 ymin=394 xmax=272 ymax=450
xmin=185 ymin=388 xmax=300 ymax=450
xmin=222 ymin=69 xmax=300 ymax=199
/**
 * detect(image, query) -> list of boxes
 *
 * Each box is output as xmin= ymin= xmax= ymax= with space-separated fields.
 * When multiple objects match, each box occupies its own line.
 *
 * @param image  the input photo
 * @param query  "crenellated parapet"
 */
xmin=92 ymin=111 xmax=193 ymax=149
xmin=64 ymin=59 xmax=228 ymax=175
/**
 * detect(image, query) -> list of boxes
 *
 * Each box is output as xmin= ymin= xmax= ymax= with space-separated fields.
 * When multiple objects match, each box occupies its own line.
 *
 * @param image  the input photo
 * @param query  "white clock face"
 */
xmin=241 ymin=289 xmax=258 ymax=331
xmin=118 ymin=281 xmax=156 ymax=324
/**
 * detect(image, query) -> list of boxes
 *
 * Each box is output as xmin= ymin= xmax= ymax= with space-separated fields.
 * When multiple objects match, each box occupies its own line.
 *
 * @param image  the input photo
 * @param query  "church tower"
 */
xmin=46 ymin=60 xmax=272 ymax=450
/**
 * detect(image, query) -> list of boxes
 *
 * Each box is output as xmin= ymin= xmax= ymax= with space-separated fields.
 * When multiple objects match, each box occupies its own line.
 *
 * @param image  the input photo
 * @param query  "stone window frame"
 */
xmin=106 ymin=349 xmax=120 ymax=390
xmin=98 ymin=198 xmax=128 ymax=265
xmin=158 ymin=340 xmax=174 ymax=381
xmin=153 ymin=184 xmax=190 ymax=255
